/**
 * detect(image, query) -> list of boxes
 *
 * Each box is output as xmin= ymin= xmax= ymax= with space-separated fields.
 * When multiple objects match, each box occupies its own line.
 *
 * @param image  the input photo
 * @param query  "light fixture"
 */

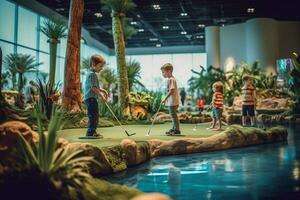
xmin=181 ymin=31 xmax=187 ymax=35
xmin=137 ymin=14 xmax=141 ymax=18
xmin=94 ymin=12 xmax=103 ymax=18
xmin=162 ymin=26 xmax=169 ymax=29
xmin=80 ymin=37 xmax=86 ymax=44
xmin=180 ymin=12 xmax=188 ymax=16
xmin=138 ymin=28 xmax=144 ymax=32
xmin=222 ymin=24 xmax=225 ymax=27
xmin=196 ymin=35 xmax=204 ymax=39
xmin=247 ymin=8 xmax=255 ymax=13
xmin=156 ymin=44 xmax=161 ymax=47
xmin=153 ymin=4 xmax=161 ymax=10
xmin=149 ymin=38 xmax=158 ymax=41
xmin=130 ymin=21 xmax=137 ymax=25
xmin=198 ymin=24 xmax=205 ymax=28
xmin=55 ymin=8 xmax=65 ymax=12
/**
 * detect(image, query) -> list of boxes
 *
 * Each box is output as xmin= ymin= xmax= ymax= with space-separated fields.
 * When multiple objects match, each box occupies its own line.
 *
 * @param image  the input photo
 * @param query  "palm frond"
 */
xmin=40 ymin=19 xmax=67 ymax=40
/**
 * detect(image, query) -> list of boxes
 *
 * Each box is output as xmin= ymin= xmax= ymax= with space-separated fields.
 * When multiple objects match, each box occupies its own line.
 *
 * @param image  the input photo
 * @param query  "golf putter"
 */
xmin=146 ymin=102 xmax=163 ymax=136
xmin=103 ymin=101 xmax=136 ymax=136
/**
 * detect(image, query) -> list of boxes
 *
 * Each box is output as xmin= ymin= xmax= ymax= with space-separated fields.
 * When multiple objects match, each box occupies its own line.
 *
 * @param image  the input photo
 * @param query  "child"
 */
xmin=161 ymin=63 xmax=181 ymax=135
xmin=241 ymin=75 xmax=256 ymax=127
xmin=197 ymin=96 xmax=205 ymax=113
xmin=83 ymin=54 xmax=108 ymax=138
xmin=207 ymin=81 xmax=224 ymax=131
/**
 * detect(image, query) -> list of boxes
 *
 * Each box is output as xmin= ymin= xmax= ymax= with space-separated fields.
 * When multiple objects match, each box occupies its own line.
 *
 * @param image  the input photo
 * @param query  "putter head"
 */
xmin=125 ymin=130 xmax=136 ymax=136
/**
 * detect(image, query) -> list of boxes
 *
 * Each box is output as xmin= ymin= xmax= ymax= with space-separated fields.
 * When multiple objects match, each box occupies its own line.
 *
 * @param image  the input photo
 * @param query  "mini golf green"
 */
xmin=59 ymin=123 xmax=221 ymax=148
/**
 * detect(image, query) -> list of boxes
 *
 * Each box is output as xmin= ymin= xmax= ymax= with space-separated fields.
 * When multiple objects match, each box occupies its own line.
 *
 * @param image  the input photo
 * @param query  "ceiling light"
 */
xmin=181 ymin=31 xmax=187 ymax=35
xmin=222 ymin=24 xmax=225 ymax=27
xmin=137 ymin=14 xmax=141 ymax=18
xmin=130 ymin=21 xmax=137 ymax=25
xmin=153 ymin=4 xmax=161 ymax=10
xmin=198 ymin=24 xmax=205 ymax=28
xmin=149 ymin=38 xmax=159 ymax=41
xmin=247 ymin=8 xmax=255 ymax=13
xmin=138 ymin=28 xmax=144 ymax=32
xmin=55 ymin=8 xmax=65 ymax=12
xmin=162 ymin=26 xmax=169 ymax=29
xmin=196 ymin=35 xmax=204 ymax=39
xmin=180 ymin=12 xmax=188 ymax=16
xmin=94 ymin=12 xmax=102 ymax=18
xmin=156 ymin=44 xmax=161 ymax=47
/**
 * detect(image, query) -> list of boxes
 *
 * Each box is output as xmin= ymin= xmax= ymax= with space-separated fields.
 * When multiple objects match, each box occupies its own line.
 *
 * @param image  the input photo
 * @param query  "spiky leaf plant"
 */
xmin=127 ymin=58 xmax=144 ymax=91
xmin=3 ymin=104 xmax=100 ymax=199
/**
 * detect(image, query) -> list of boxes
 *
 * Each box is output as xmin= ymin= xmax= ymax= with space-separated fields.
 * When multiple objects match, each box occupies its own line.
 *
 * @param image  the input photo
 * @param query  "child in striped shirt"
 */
xmin=241 ymin=75 xmax=256 ymax=127
xmin=208 ymin=81 xmax=224 ymax=131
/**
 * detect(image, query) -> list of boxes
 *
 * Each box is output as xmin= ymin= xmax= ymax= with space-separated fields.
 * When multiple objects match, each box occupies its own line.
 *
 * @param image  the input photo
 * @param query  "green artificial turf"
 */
xmin=58 ymin=122 xmax=221 ymax=148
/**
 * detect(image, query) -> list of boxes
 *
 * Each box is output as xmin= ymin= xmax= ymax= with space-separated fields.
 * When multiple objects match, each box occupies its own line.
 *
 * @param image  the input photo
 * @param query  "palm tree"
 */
xmin=4 ymin=53 xmax=42 ymax=93
xmin=40 ymin=19 xmax=67 ymax=91
xmin=101 ymin=0 xmax=135 ymax=112
xmin=127 ymin=59 xmax=144 ymax=91
xmin=122 ymin=17 xmax=137 ymax=42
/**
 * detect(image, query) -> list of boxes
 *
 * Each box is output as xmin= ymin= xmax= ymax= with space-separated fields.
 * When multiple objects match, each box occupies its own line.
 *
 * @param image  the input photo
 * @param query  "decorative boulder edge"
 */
xmin=147 ymin=125 xmax=288 ymax=157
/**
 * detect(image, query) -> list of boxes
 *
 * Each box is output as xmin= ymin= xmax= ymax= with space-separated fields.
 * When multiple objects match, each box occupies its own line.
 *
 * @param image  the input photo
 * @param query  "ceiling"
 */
xmin=38 ymin=0 xmax=300 ymax=49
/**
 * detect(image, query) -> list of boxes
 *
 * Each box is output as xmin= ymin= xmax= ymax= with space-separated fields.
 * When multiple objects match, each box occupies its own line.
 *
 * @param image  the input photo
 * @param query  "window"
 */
xmin=0 ymin=0 xmax=15 ymax=42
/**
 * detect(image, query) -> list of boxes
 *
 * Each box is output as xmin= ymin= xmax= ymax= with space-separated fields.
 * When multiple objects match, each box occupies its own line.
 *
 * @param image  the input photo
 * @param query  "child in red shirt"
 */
xmin=197 ymin=96 xmax=205 ymax=113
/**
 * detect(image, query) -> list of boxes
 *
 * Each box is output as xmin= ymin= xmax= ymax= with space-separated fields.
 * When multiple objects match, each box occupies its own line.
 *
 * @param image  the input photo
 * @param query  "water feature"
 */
xmin=106 ymin=124 xmax=300 ymax=200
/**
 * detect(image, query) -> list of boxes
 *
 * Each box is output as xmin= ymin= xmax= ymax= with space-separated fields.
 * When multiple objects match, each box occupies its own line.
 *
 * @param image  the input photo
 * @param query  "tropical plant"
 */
xmin=148 ymin=90 xmax=164 ymax=113
xmin=36 ymin=79 xmax=61 ymax=119
xmin=101 ymin=0 xmax=135 ymax=113
xmin=5 ymin=105 xmax=99 ymax=199
xmin=4 ymin=53 xmax=42 ymax=95
xmin=40 ymin=18 xmax=67 ymax=91
xmin=38 ymin=71 xmax=49 ymax=83
xmin=80 ymin=57 xmax=90 ymax=74
xmin=0 ymin=71 xmax=10 ymax=90
xmin=290 ymin=52 xmax=300 ymax=113
xmin=97 ymin=68 xmax=117 ymax=91
xmin=122 ymin=17 xmax=137 ymax=41
xmin=129 ymin=92 xmax=152 ymax=108
xmin=127 ymin=58 xmax=144 ymax=91
xmin=99 ymin=100 xmax=123 ymax=120
xmin=188 ymin=65 xmax=226 ymax=103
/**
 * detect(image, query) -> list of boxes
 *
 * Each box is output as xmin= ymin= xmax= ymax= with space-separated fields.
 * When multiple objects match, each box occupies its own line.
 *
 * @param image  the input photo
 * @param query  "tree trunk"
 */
xmin=48 ymin=39 xmax=58 ymax=91
xmin=62 ymin=0 xmax=84 ymax=112
xmin=112 ymin=13 xmax=130 ymax=112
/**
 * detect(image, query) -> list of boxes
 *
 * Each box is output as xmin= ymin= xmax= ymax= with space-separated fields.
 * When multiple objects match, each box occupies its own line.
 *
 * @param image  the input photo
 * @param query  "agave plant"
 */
xmin=101 ymin=0 xmax=135 ymax=111
xmin=9 ymin=105 xmax=99 ymax=199
xmin=127 ymin=59 xmax=144 ymax=91
xmin=40 ymin=18 xmax=67 ymax=91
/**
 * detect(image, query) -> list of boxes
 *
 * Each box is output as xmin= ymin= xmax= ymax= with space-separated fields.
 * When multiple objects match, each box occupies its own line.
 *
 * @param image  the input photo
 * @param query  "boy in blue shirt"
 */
xmin=83 ymin=55 xmax=108 ymax=138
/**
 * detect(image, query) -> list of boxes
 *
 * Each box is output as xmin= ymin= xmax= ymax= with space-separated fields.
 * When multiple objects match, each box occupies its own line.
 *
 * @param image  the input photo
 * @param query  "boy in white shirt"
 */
xmin=161 ymin=63 xmax=181 ymax=135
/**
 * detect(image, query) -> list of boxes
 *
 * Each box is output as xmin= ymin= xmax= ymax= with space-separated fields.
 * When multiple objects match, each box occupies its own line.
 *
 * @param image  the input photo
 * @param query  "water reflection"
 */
xmin=106 ymin=124 xmax=300 ymax=200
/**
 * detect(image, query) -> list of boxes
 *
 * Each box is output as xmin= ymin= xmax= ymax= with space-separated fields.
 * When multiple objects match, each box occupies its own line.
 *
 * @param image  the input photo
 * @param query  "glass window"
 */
xmin=18 ymin=6 xmax=37 ymax=49
xmin=39 ymin=17 xmax=49 ymax=53
xmin=39 ymin=52 xmax=50 ymax=73
xmin=0 ymin=0 xmax=15 ymax=42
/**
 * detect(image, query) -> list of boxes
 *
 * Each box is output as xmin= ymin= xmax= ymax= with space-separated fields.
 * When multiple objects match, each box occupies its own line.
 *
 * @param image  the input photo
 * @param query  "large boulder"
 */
xmin=120 ymin=139 xmax=151 ymax=166
xmin=0 ymin=121 xmax=38 ymax=152
xmin=65 ymin=142 xmax=114 ymax=175
xmin=148 ymin=125 xmax=288 ymax=157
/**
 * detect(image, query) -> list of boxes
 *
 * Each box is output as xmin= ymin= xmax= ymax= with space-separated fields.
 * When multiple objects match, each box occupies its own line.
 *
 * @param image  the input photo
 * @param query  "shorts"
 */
xmin=242 ymin=105 xmax=255 ymax=116
xmin=212 ymin=108 xmax=222 ymax=119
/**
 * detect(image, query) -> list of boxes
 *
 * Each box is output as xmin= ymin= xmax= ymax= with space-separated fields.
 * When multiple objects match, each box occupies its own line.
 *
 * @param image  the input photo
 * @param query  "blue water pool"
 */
xmin=106 ymin=124 xmax=300 ymax=200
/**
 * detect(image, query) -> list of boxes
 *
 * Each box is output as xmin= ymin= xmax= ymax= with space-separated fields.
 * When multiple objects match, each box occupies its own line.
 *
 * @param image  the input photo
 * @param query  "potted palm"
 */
xmin=40 ymin=19 xmax=67 ymax=91
xmin=101 ymin=0 xmax=135 ymax=113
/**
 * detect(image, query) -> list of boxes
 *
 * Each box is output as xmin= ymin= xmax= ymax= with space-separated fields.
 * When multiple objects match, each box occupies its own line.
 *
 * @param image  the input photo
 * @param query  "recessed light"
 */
xmin=138 ymin=28 xmax=144 ymax=32
xmin=156 ymin=44 xmax=161 ymax=47
xmin=198 ymin=24 xmax=205 ymax=28
xmin=130 ymin=21 xmax=137 ymax=25
xmin=196 ymin=35 xmax=204 ymax=39
xmin=137 ymin=14 xmax=141 ymax=18
xmin=222 ymin=24 xmax=225 ymax=27
xmin=180 ymin=12 xmax=188 ymax=16
xmin=150 ymin=38 xmax=159 ymax=41
xmin=153 ymin=4 xmax=161 ymax=10
xmin=162 ymin=26 xmax=169 ymax=29
xmin=56 ymin=8 xmax=65 ymax=12
xmin=94 ymin=12 xmax=102 ymax=18
xmin=181 ymin=31 xmax=187 ymax=35
xmin=247 ymin=8 xmax=255 ymax=13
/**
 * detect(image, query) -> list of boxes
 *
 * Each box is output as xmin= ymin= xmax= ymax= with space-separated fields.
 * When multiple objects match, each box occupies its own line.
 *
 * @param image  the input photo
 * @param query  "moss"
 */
xmin=82 ymin=178 xmax=142 ymax=200
xmin=102 ymin=145 xmax=127 ymax=173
